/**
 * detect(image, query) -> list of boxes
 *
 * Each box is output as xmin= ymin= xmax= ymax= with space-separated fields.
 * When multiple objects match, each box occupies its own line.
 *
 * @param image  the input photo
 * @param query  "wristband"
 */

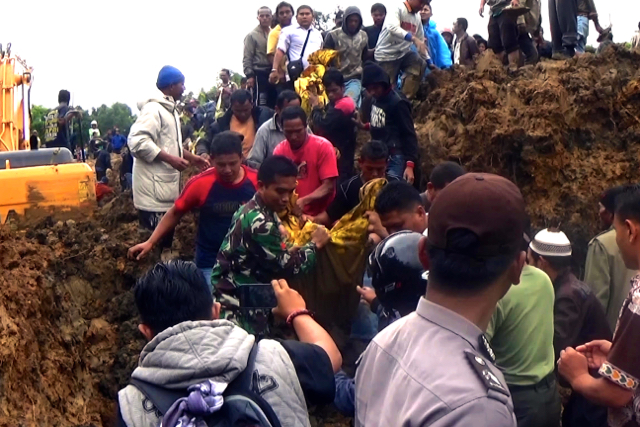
xmin=286 ymin=309 xmax=314 ymax=325
xmin=363 ymin=123 xmax=371 ymax=131
xmin=406 ymin=161 xmax=415 ymax=169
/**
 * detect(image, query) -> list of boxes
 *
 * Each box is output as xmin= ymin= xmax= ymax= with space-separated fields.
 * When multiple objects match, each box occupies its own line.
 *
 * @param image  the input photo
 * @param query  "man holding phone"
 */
xmin=212 ymin=155 xmax=330 ymax=333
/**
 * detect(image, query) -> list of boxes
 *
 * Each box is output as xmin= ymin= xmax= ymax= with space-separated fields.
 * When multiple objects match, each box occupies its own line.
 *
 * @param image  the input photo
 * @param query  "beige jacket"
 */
xmin=584 ymin=228 xmax=637 ymax=331
xmin=128 ymin=92 xmax=183 ymax=212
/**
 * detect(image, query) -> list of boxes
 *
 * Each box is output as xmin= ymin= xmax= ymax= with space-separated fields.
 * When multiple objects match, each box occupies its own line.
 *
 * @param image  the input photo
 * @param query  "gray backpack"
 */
xmin=128 ymin=343 xmax=281 ymax=427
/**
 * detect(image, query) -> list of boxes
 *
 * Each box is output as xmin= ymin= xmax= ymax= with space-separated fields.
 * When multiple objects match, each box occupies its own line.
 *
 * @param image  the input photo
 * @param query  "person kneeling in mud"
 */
xmin=211 ymin=155 xmax=331 ymax=336
xmin=117 ymin=260 xmax=341 ymax=427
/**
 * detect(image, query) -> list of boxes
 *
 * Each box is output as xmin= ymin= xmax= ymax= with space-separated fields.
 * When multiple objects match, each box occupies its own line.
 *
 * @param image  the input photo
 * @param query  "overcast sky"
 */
xmin=6 ymin=0 xmax=638 ymax=113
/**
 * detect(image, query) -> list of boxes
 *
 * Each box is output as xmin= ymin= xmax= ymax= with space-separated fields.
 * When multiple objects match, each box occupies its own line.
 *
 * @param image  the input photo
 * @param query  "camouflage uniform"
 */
xmin=211 ymin=193 xmax=318 ymax=336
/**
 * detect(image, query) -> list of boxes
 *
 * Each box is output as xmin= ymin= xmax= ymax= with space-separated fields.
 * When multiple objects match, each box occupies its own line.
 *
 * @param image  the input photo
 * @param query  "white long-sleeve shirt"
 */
xmin=374 ymin=3 xmax=428 ymax=62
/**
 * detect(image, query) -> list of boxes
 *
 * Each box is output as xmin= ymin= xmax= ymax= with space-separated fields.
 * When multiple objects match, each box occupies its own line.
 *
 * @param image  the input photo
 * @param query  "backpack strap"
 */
xmin=129 ymin=378 xmax=187 ymax=416
xmin=225 ymin=342 xmax=282 ymax=427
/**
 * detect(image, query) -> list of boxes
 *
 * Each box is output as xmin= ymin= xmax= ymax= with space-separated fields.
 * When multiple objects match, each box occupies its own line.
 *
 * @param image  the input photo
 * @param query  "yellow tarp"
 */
xmin=294 ymin=49 xmax=339 ymax=116
xmin=280 ymin=178 xmax=387 ymax=329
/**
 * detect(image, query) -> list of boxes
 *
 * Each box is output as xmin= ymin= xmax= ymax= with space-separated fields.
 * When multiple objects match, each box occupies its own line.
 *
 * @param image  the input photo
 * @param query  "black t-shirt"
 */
xmin=365 ymin=25 xmax=382 ymax=49
xmin=95 ymin=150 xmax=112 ymax=171
xmin=276 ymin=339 xmax=335 ymax=406
xmin=326 ymin=174 xmax=401 ymax=224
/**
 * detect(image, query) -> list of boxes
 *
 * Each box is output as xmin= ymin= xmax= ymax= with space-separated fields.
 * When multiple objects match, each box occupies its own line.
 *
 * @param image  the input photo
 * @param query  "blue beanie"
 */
xmin=156 ymin=65 xmax=185 ymax=90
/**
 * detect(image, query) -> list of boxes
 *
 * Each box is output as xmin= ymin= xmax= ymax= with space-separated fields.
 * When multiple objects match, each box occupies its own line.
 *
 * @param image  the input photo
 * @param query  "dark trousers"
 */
xmin=138 ymin=210 xmax=174 ymax=250
xmin=509 ymin=373 xmax=561 ymax=427
xmin=562 ymin=392 xmax=608 ymax=427
xmin=254 ymin=69 xmax=277 ymax=109
xmin=96 ymin=169 xmax=107 ymax=182
xmin=548 ymin=0 xmax=578 ymax=52
xmin=519 ymin=32 xmax=539 ymax=64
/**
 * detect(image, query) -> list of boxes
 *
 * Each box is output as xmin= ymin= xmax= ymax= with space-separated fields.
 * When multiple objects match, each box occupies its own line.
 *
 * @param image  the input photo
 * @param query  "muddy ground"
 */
xmin=2 ymin=46 xmax=640 ymax=426
xmin=416 ymin=45 xmax=640 ymax=267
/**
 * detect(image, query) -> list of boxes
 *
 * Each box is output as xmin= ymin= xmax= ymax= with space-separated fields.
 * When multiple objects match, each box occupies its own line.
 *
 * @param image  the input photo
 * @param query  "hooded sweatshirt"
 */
xmin=118 ymin=320 xmax=335 ymax=427
xmin=324 ymin=7 xmax=369 ymax=80
xmin=128 ymin=92 xmax=183 ymax=212
xmin=362 ymin=63 xmax=419 ymax=163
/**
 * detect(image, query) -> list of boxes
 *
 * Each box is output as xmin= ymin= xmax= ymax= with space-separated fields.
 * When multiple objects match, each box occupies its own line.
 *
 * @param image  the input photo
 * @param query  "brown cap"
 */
xmin=427 ymin=173 xmax=526 ymax=257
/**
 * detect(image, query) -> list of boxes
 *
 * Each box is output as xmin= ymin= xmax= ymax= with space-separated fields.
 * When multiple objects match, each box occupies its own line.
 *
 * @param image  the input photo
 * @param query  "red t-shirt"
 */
xmin=174 ymin=165 xmax=258 ymax=268
xmin=273 ymin=134 xmax=338 ymax=216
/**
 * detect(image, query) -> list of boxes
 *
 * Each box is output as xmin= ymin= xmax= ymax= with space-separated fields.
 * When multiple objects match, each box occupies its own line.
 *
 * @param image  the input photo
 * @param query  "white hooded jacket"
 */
xmin=128 ymin=92 xmax=183 ymax=212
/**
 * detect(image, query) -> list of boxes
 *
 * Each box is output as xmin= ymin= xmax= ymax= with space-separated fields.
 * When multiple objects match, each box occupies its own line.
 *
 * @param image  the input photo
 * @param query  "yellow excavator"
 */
xmin=0 ymin=43 xmax=96 ymax=223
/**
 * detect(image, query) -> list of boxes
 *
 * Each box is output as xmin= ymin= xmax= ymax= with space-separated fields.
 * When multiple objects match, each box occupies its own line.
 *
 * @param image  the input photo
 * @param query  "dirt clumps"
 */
xmin=416 ymin=46 xmax=640 ymax=265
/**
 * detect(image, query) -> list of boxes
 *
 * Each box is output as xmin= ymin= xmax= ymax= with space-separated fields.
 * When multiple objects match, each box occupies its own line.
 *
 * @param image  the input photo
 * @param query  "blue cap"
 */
xmin=156 ymin=65 xmax=185 ymax=90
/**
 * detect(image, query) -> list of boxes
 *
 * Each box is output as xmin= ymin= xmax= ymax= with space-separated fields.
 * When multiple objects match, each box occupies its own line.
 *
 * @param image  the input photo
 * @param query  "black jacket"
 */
xmin=370 ymin=90 xmax=419 ymax=163
xmin=196 ymin=106 xmax=274 ymax=155
xmin=553 ymin=271 xmax=612 ymax=360
xmin=310 ymin=101 xmax=357 ymax=177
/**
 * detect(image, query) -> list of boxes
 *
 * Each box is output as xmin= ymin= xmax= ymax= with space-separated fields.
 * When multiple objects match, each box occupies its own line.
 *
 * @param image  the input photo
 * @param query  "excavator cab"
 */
xmin=0 ymin=43 xmax=96 ymax=223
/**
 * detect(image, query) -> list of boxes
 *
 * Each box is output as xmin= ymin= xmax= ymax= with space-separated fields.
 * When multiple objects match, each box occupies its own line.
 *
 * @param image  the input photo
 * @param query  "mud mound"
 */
xmin=416 ymin=46 xmax=640 ymax=265
xmin=0 ymin=183 xmax=198 ymax=426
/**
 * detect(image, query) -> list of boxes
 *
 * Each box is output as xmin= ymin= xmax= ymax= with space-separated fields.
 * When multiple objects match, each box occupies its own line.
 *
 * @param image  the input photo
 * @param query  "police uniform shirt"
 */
xmin=354 ymin=297 xmax=516 ymax=427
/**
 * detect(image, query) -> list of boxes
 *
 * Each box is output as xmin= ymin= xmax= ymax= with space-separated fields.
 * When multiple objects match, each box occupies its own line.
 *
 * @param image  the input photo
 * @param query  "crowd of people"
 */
xmin=28 ymin=1 xmax=636 ymax=426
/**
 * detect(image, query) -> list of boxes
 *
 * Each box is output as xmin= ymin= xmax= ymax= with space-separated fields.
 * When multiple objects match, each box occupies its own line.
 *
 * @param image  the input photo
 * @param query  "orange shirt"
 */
xmin=230 ymin=115 xmax=256 ymax=158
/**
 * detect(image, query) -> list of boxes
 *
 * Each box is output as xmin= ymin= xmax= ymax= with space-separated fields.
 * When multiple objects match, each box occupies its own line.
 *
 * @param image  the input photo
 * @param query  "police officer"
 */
xmin=355 ymin=173 xmax=525 ymax=426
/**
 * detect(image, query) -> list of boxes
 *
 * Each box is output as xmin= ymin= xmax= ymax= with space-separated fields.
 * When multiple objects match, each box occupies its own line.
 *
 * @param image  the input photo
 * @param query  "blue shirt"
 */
xmin=425 ymin=20 xmax=452 ymax=69
xmin=174 ymin=166 xmax=258 ymax=268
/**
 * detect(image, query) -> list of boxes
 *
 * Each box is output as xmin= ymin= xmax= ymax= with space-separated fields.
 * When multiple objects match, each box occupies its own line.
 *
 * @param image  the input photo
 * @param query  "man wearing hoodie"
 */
xmin=117 ymin=260 xmax=341 ymax=427
xmin=128 ymin=66 xmax=209 ymax=257
xmin=420 ymin=3 xmax=453 ymax=69
xmin=196 ymin=90 xmax=274 ymax=159
xmin=374 ymin=0 xmax=432 ymax=100
xmin=324 ymin=6 xmax=369 ymax=106
xmin=362 ymin=62 xmax=419 ymax=184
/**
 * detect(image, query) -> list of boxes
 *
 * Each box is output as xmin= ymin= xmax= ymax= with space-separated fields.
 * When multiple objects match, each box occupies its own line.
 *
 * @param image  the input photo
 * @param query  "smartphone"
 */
xmin=238 ymin=283 xmax=277 ymax=309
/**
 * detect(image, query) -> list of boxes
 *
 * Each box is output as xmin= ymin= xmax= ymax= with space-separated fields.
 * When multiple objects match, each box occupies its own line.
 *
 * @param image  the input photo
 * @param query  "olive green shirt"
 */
xmin=584 ymin=228 xmax=636 ymax=332
xmin=486 ymin=265 xmax=556 ymax=386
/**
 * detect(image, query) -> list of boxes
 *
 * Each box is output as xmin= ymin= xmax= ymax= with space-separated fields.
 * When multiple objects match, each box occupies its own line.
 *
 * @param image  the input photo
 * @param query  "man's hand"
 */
xmin=368 ymin=232 xmax=382 ymax=246
xmin=558 ymin=347 xmax=590 ymax=385
xmin=128 ymin=241 xmax=154 ymax=260
xmin=404 ymin=166 xmax=415 ymax=184
xmin=166 ymin=155 xmax=189 ymax=171
xmin=365 ymin=211 xmax=387 ymax=239
xmin=576 ymin=340 xmax=612 ymax=370
xmin=246 ymin=77 xmax=256 ymax=88
xmin=414 ymin=38 xmax=427 ymax=57
xmin=479 ymin=4 xmax=485 ymax=17
xmin=295 ymin=197 xmax=307 ymax=212
xmin=272 ymin=279 xmax=307 ymax=320
xmin=311 ymin=226 xmax=331 ymax=249
xmin=356 ymin=286 xmax=377 ymax=305
xmin=269 ymin=70 xmax=280 ymax=84
xmin=201 ymin=153 xmax=211 ymax=162
xmin=308 ymin=90 xmax=320 ymax=107
xmin=190 ymin=155 xmax=210 ymax=171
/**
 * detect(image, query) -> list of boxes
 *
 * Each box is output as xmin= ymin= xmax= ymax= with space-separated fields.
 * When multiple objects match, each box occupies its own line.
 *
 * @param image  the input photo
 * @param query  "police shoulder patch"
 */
xmin=464 ymin=351 xmax=510 ymax=397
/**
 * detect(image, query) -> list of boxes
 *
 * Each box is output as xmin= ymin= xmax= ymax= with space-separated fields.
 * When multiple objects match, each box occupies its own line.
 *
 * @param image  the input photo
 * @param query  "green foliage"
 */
xmin=86 ymin=102 xmax=136 ymax=137
xmin=585 ymin=45 xmax=596 ymax=54
xmin=231 ymin=72 xmax=243 ymax=87
xmin=30 ymin=105 xmax=49 ymax=139
xmin=624 ymin=42 xmax=632 ymax=49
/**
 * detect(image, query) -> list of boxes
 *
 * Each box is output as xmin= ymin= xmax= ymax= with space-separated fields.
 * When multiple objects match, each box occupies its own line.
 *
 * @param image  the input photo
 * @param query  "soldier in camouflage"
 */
xmin=212 ymin=155 xmax=331 ymax=335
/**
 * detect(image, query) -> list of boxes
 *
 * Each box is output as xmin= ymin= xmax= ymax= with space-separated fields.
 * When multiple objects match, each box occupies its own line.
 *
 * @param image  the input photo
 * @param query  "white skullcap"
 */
xmin=530 ymin=229 xmax=572 ymax=257
xmin=91 ymin=120 xmax=98 ymax=125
